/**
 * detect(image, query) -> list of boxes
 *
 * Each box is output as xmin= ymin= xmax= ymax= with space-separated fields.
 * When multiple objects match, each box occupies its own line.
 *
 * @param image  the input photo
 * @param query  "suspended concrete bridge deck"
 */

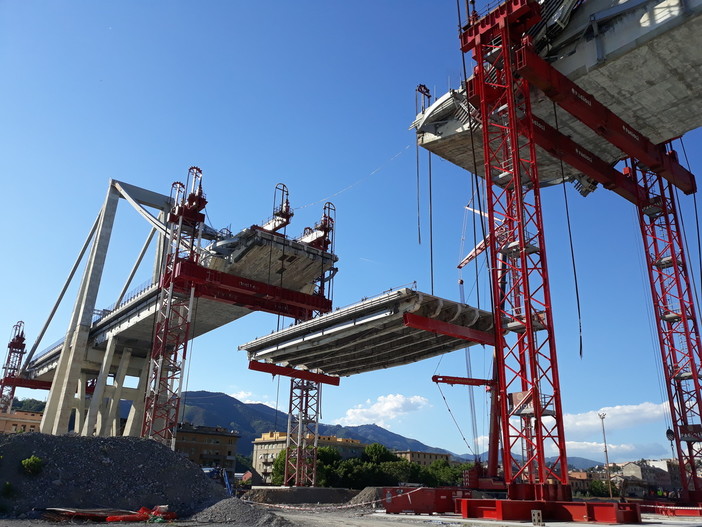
xmin=413 ymin=0 xmax=702 ymax=194
xmin=240 ymin=288 xmax=496 ymax=377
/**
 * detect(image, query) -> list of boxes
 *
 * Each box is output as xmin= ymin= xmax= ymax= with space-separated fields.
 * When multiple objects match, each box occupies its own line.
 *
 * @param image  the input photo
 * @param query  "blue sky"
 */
xmin=2 ymin=2 xmax=701 ymax=464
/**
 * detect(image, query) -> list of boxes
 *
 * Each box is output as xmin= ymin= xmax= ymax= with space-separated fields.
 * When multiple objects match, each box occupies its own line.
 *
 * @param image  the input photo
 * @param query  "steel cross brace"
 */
xmin=403 ymin=312 xmax=496 ymax=346
xmin=516 ymin=46 xmax=697 ymax=194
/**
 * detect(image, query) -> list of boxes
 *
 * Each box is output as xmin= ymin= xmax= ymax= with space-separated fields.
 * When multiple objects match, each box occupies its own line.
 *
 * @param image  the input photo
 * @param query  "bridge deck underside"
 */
xmin=416 ymin=0 xmax=702 ymax=187
xmin=240 ymin=288 xmax=495 ymax=377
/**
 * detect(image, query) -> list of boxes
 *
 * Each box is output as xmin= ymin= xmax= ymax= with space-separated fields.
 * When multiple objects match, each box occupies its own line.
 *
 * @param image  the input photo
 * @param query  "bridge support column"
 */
xmin=81 ymin=336 xmax=117 ymax=436
xmin=124 ymin=360 xmax=149 ymax=437
xmin=103 ymin=347 xmax=132 ymax=436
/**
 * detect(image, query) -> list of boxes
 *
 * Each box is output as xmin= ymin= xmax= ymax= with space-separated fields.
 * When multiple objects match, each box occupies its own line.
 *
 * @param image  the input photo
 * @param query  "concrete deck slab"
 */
xmin=240 ymin=288 xmax=495 ymax=377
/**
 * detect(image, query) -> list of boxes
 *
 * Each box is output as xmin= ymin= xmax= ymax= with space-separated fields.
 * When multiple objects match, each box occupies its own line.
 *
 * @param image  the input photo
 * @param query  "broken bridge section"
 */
xmin=241 ymin=288 xmax=495 ymax=377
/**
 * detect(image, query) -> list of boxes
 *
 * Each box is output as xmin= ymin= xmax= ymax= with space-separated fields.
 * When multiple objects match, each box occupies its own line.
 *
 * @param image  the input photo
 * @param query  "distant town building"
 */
xmin=0 ymin=410 xmax=42 ymax=433
xmin=252 ymin=432 xmax=366 ymax=484
xmin=174 ymin=422 xmax=239 ymax=471
xmin=648 ymin=459 xmax=682 ymax=489
xmin=568 ymin=470 xmax=591 ymax=495
xmin=612 ymin=474 xmax=646 ymax=498
xmin=621 ymin=460 xmax=673 ymax=491
xmin=394 ymin=451 xmax=450 ymax=467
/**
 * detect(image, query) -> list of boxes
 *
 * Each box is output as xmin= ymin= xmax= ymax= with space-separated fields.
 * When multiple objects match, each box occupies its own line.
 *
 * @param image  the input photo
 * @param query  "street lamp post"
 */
xmin=599 ymin=412 xmax=613 ymax=499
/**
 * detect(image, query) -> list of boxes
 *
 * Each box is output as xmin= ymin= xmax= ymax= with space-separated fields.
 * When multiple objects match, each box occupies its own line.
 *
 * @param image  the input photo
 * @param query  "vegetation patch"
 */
xmin=20 ymin=455 xmax=43 ymax=476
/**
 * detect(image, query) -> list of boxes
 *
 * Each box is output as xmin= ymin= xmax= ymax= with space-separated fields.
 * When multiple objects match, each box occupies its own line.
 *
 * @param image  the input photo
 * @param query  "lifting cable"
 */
xmin=429 ymin=150 xmax=435 ymax=295
xmin=553 ymin=102 xmax=585 ymax=358
xmin=435 ymin=381 xmax=476 ymax=457
xmin=416 ymin=85 xmax=436 ymax=294
xmin=415 ymin=89 xmax=424 ymax=245
xmin=432 ymin=0 xmax=487 ymax=457
xmin=182 ymin=296 xmax=200 ymax=411
xmin=677 ymin=137 xmax=702 ymax=309
xmin=625 ymin=156 xmax=671 ymax=426
xmin=293 ymin=145 xmax=410 ymax=211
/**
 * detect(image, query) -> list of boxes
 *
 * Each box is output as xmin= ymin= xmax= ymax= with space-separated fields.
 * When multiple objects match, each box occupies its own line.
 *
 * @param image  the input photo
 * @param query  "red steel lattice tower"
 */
xmin=283 ymin=204 xmax=336 ymax=486
xmin=632 ymin=162 xmax=702 ymax=501
xmin=0 ymin=322 xmax=26 ymax=413
xmin=142 ymin=168 xmax=207 ymax=448
xmin=284 ymin=379 xmax=320 ymax=486
xmin=462 ymin=0 xmax=570 ymax=500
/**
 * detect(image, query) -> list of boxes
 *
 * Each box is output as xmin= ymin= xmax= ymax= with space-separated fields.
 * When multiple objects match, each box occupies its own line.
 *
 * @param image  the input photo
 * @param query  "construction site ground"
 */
xmin=2 ymin=508 xmax=702 ymax=527
xmin=1 ymin=434 xmax=701 ymax=526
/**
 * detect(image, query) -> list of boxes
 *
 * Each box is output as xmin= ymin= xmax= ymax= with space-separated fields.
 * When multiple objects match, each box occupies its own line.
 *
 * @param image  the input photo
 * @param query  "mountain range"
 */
xmin=180 ymin=391 xmax=601 ymax=470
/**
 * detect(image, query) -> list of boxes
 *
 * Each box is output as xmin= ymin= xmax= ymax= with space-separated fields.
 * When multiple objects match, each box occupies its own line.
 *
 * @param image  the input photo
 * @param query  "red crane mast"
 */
xmin=0 ymin=322 xmax=27 ymax=413
xmin=460 ymin=0 xmax=701 ymax=503
xmin=142 ymin=168 xmax=207 ymax=448
xmin=461 ymin=0 xmax=570 ymax=501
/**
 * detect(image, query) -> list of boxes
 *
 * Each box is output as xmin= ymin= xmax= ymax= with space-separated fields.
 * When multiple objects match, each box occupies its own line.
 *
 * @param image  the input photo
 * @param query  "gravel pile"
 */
xmin=190 ymin=497 xmax=294 ymax=526
xmin=0 ymin=433 xmax=227 ymax=518
xmin=347 ymin=487 xmax=383 ymax=509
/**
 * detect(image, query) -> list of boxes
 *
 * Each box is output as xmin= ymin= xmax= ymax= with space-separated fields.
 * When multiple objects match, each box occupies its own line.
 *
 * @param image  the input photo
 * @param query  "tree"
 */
xmin=271 ymin=449 xmax=287 ymax=485
xmin=380 ymin=460 xmax=428 ymax=486
xmin=316 ymin=446 xmax=342 ymax=487
xmin=589 ymin=479 xmax=616 ymax=498
xmin=335 ymin=458 xmax=381 ymax=489
xmin=12 ymin=398 xmax=45 ymax=413
xmin=426 ymin=459 xmax=473 ymax=487
xmin=362 ymin=443 xmax=399 ymax=464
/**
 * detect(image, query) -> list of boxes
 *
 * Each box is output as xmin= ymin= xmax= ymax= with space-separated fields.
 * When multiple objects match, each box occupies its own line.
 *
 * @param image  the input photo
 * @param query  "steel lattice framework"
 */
xmin=142 ymin=168 xmax=207 ymax=448
xmin=633 ymin=162 xmax=702 ymax=501
xmin=0 ymin=322 xmax=26 ymax=413
xmin=463 ymin=1 xmax=569 ymax=500
xmin=284 ymin=378 xmax=320 ymax=486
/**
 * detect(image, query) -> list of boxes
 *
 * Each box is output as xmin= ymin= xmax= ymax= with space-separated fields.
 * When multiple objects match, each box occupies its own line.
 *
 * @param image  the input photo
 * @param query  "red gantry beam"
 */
xmin=516 ymin=47 xmax=697 ymax=194
xmin=248 ymin=361 xmax=340 ymax=386
xmin=403 ymin=313 xmax=496 ymax=346
xmin=174 ymin=259 xmax=332 ymax=320
xmin=530 ymin=116 xmax=646 ymax=205
xmin=432 ymin=375 xmax=496 ymax=387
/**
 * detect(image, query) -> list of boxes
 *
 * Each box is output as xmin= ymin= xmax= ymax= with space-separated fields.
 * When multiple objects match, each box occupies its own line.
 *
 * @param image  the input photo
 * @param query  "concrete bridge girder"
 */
xmin=415 ymin=0 xmax=702 ymax=189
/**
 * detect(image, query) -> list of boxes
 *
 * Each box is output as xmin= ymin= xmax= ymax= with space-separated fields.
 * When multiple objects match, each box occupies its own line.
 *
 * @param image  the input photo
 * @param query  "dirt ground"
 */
xmin=0 ymin=511 xmax=700 ymax=527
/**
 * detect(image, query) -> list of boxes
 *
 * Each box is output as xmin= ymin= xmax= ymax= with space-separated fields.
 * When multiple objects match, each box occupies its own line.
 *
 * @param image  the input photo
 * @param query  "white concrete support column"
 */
xmin=103 ymin=347 xmax=132 ymax=436
xmin=41 ymin=183 xmax=120 ymax=435
xmin=74 ymin=372 xmax=89 ymax=433
xmin=123 ymin=360 xmax=149 ymax=437
xmin=81 ymin=335 xmax=117 ymax=436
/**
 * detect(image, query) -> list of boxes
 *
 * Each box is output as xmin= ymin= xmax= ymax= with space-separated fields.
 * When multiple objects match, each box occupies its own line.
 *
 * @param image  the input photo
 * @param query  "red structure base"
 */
xmin=381 ymin=487 xmax=471 ymax=515
xmin=458 ymin=499 xmax=641 ymax=524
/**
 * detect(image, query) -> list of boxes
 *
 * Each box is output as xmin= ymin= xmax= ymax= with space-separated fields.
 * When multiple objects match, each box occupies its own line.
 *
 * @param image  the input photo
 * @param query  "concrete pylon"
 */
xmin=41 ymin=185 xmax=119 ymax=434
xmin=40 ymin=180 xmax=171 ymax=436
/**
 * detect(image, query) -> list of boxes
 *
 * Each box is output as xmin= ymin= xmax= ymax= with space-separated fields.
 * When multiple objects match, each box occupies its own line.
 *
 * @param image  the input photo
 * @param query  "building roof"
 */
xmin=177 ymin=422 xmax=239 ymax=437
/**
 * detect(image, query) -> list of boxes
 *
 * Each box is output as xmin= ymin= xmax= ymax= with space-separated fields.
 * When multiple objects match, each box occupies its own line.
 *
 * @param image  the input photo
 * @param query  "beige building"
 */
xmin=174 ymin=423 xmax=239 ymax=470
xmin=252 ymin=432 xmax=366 ymax=484
xmin=568 ymin=470 xmax=591 ymax=495
xmin=0 ymin=410 xmax=43 ymax=433
xmin=394 ymin=450 xmax=450 ymax=467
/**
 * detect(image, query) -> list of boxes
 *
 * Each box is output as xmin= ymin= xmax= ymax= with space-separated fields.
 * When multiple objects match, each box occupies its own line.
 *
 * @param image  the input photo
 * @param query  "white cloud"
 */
xmin=333 ymin=394 xmax=431 ymax=428
xmin=229 ymin=391 xmax=277 ymax=409
xmin=563 ymin=402 xmax=667 ymax=441
xmin=564 ymin=440 xmax=667 ymax=462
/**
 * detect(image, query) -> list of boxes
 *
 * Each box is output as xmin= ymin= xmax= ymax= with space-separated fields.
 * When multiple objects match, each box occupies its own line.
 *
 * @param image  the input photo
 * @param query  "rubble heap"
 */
xmin=0 ymin=433 xmax=227 ymax=517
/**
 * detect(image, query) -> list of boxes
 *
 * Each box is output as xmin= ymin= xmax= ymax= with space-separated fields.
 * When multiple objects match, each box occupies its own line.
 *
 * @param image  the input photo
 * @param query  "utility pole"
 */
xmin=598 ymin=412 xmax=613 ymax=498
